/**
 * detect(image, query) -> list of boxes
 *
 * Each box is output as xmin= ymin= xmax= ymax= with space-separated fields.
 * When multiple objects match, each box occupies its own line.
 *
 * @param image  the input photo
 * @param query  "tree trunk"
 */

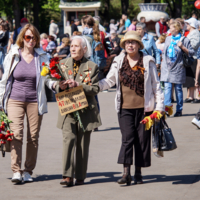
xmin=121 ymin=0 xmax=129 ymax=15
xmin=33 ymin=0 xmax=40 ymax=29
xmin=174 ymin=0 xmax=182 ymax=18
xmin=13 ymin=0 xmax=22 ymax=29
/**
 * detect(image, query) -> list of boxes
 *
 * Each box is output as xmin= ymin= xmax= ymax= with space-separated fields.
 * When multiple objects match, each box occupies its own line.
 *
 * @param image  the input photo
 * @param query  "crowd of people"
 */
xmin=1 ymin=12 xmax=200 ymax=187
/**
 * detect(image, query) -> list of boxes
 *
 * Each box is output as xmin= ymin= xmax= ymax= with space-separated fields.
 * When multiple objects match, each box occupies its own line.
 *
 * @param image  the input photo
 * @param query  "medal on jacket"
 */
xmin=68 ymin=70 xmax=73 ymax=79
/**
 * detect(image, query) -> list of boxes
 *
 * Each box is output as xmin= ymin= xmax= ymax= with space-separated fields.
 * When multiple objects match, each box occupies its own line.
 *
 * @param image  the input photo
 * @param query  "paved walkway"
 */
xmin=0 ymin=88 xmax=200 ymax=200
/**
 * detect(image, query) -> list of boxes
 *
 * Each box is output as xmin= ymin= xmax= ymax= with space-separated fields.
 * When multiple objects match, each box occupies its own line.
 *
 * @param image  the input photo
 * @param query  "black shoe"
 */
xmin=117 ymin=174 xmax=132 ymax=185
xmin=191 ymin=99 xmax=200 ymax=104
xmin=60 ymin=177 xmax=74 ymax=187
xmin=93 ymin=128 xmax=98 ymax=132
xmin=134 ymin=173 xmax=143 ymax=184
xmin=174 ymin=111 xmax=182 ymax=117
xmin=184 ymin=98 xmax=193 ymax=103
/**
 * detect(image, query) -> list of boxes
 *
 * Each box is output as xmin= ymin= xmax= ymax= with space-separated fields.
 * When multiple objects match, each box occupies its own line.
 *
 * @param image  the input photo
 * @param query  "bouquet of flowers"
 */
xmin=41 ymin=57 xmax=65 ymax=81
xmin=0 ymin=111 xmax=13 ymax=157
xmin=41 ymin=57 xmax=86 ymax=132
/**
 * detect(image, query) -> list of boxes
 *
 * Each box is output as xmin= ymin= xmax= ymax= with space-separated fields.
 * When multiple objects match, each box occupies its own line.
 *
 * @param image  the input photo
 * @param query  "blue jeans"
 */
xmin=164 ymin=82 xmax=183 ymax=112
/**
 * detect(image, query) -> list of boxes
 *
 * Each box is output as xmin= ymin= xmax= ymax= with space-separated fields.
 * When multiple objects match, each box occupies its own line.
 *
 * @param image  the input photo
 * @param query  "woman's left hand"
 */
xmin=177 ymin=41 xmax=183 ymax=49
xmin=66 ymin=79 xmax=79 ymax=88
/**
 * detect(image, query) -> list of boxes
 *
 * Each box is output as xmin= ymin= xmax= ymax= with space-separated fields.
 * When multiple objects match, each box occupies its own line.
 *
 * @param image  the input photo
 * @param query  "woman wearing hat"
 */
xmin=99 ymin=31 xmax=165 ymax=185
xmin=183 ymin=18 xmax=200 ymax=103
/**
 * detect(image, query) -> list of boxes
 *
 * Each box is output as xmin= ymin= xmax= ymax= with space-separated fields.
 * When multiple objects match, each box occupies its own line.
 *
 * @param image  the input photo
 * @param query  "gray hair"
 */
xmin=70 ymin=36 xmax=92 ymax=58
xmin=136 ymin=22 xmax=146 ymax=30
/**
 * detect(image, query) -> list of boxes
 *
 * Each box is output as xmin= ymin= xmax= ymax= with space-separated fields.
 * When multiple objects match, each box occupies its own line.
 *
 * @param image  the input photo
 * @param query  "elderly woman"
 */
xmin=183 ymin=18 xmax=200 ymax=103
xmin=0 ymin=24 xmax=56 ymax=183
xmin=161 ymin=21 xmax=195 ymax=117
xmin=136 ymin=23 xmax=161 ymax=68
xmin=99 ymin=31 xmax=164 ymax=185
xmin=56 ymin=36 xmax=101 ymax=187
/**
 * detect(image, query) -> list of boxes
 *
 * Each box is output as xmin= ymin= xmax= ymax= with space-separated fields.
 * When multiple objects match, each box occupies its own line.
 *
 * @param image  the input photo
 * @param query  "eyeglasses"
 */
xmin=24 ymin=35 xmax=36 ymax=42
xmin=125 ymin=40 xmax=136 ymax=45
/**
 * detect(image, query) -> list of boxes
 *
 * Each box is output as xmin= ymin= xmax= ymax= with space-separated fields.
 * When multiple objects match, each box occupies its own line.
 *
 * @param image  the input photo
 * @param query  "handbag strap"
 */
xmin=160 ymin=117 xmax=169 ymax=129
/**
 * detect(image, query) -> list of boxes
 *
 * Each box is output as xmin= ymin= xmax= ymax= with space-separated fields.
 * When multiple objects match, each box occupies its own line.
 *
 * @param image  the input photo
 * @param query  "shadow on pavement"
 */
xmin=143 ymin=174 xmax=200 ymax=185
xmin=97 ymin=127 xmax=120 ymax=132
xmin=86 ymin=172 xmax=121 ymax=184
xmin=33 ymin=174 xmax=62 ymax=182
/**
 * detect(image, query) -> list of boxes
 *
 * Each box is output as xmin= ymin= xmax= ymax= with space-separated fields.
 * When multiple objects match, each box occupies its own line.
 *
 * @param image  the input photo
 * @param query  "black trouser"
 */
xmin=118 ymin=108 xmax=152 ymax=167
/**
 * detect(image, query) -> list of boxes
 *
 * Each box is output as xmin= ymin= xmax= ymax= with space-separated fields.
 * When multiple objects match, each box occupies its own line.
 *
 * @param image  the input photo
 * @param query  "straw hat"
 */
xmin=120 ymin=31 xmax=144 ymax=49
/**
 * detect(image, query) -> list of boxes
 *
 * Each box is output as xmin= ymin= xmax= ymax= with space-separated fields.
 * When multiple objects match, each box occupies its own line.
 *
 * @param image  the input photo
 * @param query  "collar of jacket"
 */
xmin=142 ymin=32 xmax=149 ymax=41
xmin=10 ymin=44 xmax=46 ymax=57
xmin=116 ymin=52 xmax=155 ymax=69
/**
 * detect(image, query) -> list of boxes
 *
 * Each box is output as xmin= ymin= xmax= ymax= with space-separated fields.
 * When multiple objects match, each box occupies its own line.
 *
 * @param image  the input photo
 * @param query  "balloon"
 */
xmin=195 ymin=0 xmax=200 ymax=9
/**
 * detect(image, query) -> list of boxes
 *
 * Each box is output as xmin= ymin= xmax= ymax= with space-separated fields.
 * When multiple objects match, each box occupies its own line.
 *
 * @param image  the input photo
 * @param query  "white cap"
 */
xmin=185 ymin=17 xmax=198 ymax=29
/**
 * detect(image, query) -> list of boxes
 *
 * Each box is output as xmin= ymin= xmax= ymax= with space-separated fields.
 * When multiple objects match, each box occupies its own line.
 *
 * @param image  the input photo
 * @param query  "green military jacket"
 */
xmin=55 ymin=57 xmax=102 ymax=131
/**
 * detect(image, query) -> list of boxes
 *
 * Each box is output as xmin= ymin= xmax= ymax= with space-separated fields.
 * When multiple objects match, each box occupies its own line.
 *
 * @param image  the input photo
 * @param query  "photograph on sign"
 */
xmin=55 ymin=86 xmax=88 ymax=116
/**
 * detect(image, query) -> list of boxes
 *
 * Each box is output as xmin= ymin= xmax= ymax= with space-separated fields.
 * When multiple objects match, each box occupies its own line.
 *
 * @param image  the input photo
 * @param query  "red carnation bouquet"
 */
xmin=0 ymin=111 xmax=13 ymax=157
xmin=41 ymin=57 xmax=66 ymax=81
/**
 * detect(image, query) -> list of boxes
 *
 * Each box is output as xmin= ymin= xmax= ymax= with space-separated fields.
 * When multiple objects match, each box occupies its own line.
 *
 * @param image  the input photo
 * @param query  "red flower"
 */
xmin=51 ymin=73 xmax=61 ymax=79
xmin=1 ymin=140 xmax=6 ymax=144
xmin=7 ymin=138 xmax=12 ymax=141
xmin=10 ymin=133 xmax=14 ymax=136
xmin=0 ymin=133 xmax=6 ymax=140
xmin=50 ymin=57 xmax=59 ymax=62
xmin=42 ymin=62 xmax=45 ymax=66
xmin=6 ymin=130 xmax=10 ymax=134
xmin=50 ymin=69 xmax=57 ymax=74
xmin=0 ymin=125 xmax=4 ymax=131
xmin=1 ymin=121 xmax=5 ymax=126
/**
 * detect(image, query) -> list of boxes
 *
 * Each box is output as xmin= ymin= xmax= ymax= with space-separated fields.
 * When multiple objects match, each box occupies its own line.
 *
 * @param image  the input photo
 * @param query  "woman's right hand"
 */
xmin=59 ymin=80 xmax=68 ymax=90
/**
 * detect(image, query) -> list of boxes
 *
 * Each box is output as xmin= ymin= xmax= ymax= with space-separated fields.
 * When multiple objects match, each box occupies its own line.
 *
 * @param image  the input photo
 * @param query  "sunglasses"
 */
xmin=24 ymin=35 xmax=36 ymax=42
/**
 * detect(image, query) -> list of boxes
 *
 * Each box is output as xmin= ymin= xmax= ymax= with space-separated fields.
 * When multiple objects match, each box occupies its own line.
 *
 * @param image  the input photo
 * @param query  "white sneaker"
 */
xmin=11 ymin=172 xmax=22 ymax=183
xmin=191 ymin=118 xmax=200 ymax=129
xmin=23 ymin=172 xmax=33 ymax=182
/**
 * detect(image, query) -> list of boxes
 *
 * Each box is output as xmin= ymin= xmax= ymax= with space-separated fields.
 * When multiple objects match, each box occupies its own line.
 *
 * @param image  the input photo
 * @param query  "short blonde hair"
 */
xmin=170 ymin=21 xmax=182 ymax=32
xmin=16 ymin=24 xmax=40 ymax=48
xmin=159 ymin=34 xmax=167 ymax=43
xmin=40 ymin=33 xmax=48 ymax=39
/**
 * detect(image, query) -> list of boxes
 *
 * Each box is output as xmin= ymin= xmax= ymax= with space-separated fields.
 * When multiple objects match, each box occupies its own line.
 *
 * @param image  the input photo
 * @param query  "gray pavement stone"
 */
xmin=0 ymin=88 xmax=200 ymax=200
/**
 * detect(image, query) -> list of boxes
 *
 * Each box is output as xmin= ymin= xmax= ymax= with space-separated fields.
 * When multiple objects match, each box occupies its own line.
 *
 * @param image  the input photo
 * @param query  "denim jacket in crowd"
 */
xmin=141 ymin=33 xmax=161 ymax=65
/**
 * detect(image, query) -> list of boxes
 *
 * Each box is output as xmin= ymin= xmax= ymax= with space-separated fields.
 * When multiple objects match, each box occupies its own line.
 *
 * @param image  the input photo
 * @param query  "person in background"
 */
xmin=104 ymin=22 xmax=110 ymax=33
xmin=13 ymin=18 xmax=29 ymax=43
xmin=109 ymin=19 xmax=119 ymax=34
xmin=46 ymin=35 xmax=56 ymax=59
xmin=111 ymin=37 xmax=121 ymax=56
xmin=183 ymin=18 xmax=200 ymax=103
xmin=7 ymin=31 xmax=14 ymax=54
xmin=160 ymin=21 xmax=194 ymax=117
xmin=128 ymin=18 xmax=137 ymax=31
xmin=0 ymin=23 xmax=56 ymax=184
xmin=156 ymin=34 xmax=167 ymax=54
xmin=122 ymin=14 xmax=131 ymax=31
xmin=54 ymin=37 xmax=70 ymax=58
xmin=40 ymin=33 xmax=48 ymax=51
xmin=183 ymin=15 xmax=188 ymax=21
xmin=136 ymin=23 xmax=161 ymax=68
xmin=155 ymin=16 xmax=168 ymax=37
xmin=0 ymin=20 xmax=9 ymax=65
xmin=93 ymin=16 xmax=106 ymax=33
xmin=49 ymin=20 xmax=59 ymax=36
xmin=117 ymin=19 xmax=125 ymax=35
xmin=60 ymin=33 xmax=70 ymax=41
xmin=191 ymin=13 xmax=199 ymax=30
xmin=140 ymin=17 xmax=146 ymax=23
xmin=71 ymin=19 xmax=80 ymax=36
xmin=191 ymin=46 xmax=200 ymax=127
xmin=176 ymin=18 xmax=189 ymax=37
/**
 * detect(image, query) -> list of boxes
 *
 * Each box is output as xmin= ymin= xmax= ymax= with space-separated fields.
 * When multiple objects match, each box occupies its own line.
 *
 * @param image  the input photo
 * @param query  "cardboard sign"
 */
xmin=55 ymin=86 xmax=88 ymax=116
